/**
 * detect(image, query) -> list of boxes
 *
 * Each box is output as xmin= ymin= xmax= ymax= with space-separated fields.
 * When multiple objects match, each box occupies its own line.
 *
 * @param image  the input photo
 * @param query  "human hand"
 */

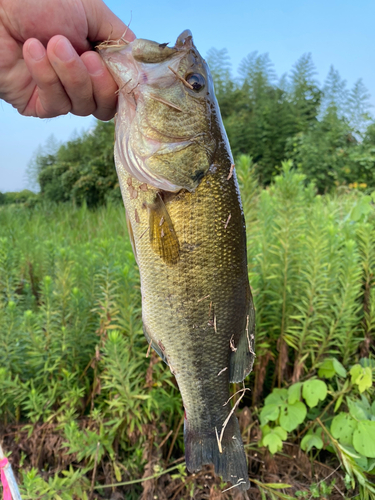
xmin=0 ymin=0 xmax=135 ymax=120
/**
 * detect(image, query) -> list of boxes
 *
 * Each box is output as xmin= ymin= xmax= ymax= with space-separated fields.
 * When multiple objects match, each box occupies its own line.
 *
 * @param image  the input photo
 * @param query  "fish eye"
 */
xmin=186 ymin=73 xmax=205 ymax=92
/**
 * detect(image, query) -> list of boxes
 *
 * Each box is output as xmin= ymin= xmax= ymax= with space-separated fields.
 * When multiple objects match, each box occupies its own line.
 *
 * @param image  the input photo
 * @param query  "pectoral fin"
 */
xmin=149 ymin=193 xmax=180 ymax=265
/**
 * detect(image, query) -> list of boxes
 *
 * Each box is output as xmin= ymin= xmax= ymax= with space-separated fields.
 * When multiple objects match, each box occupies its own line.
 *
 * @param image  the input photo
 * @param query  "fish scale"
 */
xmin=99 ymin=29 xmax=255 ymax=491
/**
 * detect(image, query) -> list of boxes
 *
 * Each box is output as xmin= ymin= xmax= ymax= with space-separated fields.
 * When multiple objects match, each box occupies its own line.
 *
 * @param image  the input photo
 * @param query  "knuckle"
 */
xmin=93 ymin=108 xmax=115 ymax=121
xmin=40 ymin=100 xmax=71 ymax=118
xmin=39 ymin=71 xmax=61 ymax=89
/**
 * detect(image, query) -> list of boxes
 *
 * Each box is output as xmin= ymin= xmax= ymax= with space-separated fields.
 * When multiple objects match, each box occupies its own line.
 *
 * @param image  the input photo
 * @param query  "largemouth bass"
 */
xmin=99 ymin=30 xmax=255 ymax=491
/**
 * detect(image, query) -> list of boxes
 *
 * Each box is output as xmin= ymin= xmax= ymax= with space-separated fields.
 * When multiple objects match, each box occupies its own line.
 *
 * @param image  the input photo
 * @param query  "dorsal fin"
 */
xmin=149 ymin=193 xmax=180 ymax=265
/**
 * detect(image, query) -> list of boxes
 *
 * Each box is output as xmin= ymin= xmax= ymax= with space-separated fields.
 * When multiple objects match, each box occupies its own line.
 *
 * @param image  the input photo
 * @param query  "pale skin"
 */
xmin=0 ymin=0 xmax=135 ymax=120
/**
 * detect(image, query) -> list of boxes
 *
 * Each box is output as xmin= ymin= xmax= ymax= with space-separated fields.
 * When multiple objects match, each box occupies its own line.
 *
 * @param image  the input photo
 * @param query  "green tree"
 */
xmin=225 ymin=52 xmax=295 ymax=184
xmin=320 ymin=65 xmax=348 ymax=117
xmin=206 ymin=47 xmax=232 ymax=101
xmin=289 ymin=53 xmax=322 ymax=131
xmin=347 ymin=78 xmax=372 ymax=136
xmin=38 ymin=121 xmax=117 ymax=207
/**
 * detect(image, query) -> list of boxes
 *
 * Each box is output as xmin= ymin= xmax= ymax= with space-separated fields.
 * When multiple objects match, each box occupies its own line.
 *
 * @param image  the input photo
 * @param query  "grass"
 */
xmin=0 ymin=158 xmax=374 ymax=499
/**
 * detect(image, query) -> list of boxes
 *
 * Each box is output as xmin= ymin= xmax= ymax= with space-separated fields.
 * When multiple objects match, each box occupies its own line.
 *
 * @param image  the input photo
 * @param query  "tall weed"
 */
xmin=0 ymin=163 xmax=374 ymax=497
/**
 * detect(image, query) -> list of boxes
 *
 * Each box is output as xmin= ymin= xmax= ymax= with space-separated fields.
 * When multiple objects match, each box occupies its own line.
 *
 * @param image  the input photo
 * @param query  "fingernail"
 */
xmin=85 ymin=55 xmax=104 ymax=77
xmin=54 ymin=38 xmax=75 ymax=62
xmin=28 ymin=39 xmax=46 ymax=61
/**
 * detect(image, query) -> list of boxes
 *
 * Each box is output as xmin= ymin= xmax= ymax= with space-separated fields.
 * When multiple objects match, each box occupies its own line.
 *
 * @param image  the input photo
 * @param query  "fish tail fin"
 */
xmin=184 ymin=414 xmax=250 ymax=490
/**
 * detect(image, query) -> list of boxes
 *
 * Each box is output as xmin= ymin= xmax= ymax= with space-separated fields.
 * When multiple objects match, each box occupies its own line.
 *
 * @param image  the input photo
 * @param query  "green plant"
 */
xmin=1 ymin=164 xmax=375 ymax=498
xmin=295 ymin=479 xmax=335 ymax=499
xmin=259 ymin=357 xmax=375 ymax=497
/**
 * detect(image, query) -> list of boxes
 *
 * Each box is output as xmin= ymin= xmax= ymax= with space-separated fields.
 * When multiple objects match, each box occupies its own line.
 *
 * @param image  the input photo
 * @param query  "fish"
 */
xmin=98 ymin=29 xmax=255 ymax=491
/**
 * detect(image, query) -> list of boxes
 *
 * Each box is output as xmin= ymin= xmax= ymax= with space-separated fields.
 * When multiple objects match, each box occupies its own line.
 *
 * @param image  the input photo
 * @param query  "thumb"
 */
xmin=83 ymin=0 xmax=135 ymax=43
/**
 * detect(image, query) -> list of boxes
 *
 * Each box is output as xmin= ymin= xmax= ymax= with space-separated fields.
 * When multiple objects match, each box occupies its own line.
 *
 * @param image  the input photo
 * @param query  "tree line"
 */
xmin=2 ymin=49 xmax=375 ymax=206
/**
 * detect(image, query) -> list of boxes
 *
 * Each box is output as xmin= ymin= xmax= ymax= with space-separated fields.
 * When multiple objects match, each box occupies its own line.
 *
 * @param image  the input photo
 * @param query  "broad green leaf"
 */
xmin=273 ymin=426 xmax=288 ymax=441
xmin=318 ymin=358 xmax=335 ymax=379
xmin=360 ymin=394 xmax=371 ymax=410
xmin=340 ymin=444 xmax=362 ymax=458
xmin=351 ymin=364 xmax=363 ymax=382
xmin=318 ymin=357 xmax=347 ymax=379
xmin=302 ymin=379 xmax=327 ymax=408
xmin=353 ymin=421 xmax=375 ymax=458
xmin=358 ymin=368 xmax=372 ymax=393
xmin=261 ymin=424 xmax=271 ymax=437
xmin=288 ymin=382 xmax=302 ymax=404
xmin=350 ymin=365 xmax=372 ymax=392
xmin=279 ymin=401 xmax=307 ymax=432
xmin=263 ymin=432 xmax=283 ymax=455
xmin=347 ymin=398 xmax=370 ymax=421
xmin=264 ymin=388 xmax=288 ymax=406
xmin=367 ymin=458 xmax=375 ymax=473
xmin=351 ymin=196 xmax=372 ymax=221
xmin=354 ymin=455 xmax=368 ymax=471
xmin=333 ymin=358 xmax=347 ymax=378
xmin=331 ymin=413 xmax=357 ymax=446
xmin=301 ymin=433 xmax=323 ymax=452
xmin=260 ymin=404 xmax=280 ymax=425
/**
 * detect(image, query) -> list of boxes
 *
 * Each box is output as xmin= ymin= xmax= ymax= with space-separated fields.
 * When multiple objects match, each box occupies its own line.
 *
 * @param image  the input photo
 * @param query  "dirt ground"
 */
xmin=0 ymin=413 xmax=348 ymax=500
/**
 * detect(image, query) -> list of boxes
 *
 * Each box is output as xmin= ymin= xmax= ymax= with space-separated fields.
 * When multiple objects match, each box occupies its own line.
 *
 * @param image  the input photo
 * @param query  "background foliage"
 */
xmin=0 ymin=160 xmax=374 ymax=498
xmin=1 ymin=46 xmax=375 ymax=500
xmin=3 ymin=49 xmax=375 ymax=206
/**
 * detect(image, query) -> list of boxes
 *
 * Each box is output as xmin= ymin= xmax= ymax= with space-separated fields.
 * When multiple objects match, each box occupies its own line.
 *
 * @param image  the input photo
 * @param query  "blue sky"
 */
xmin=1 ymin=0 xmax=375 ymax=192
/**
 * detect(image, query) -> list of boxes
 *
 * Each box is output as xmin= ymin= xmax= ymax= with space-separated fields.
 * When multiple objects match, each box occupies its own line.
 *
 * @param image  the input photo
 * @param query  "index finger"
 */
xmin=83 ymin=0 xmax=136 ymax=44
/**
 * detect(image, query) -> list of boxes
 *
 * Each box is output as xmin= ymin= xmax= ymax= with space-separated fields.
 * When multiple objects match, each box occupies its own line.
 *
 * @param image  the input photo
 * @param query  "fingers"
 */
xmin=81 ymin=51 xmax=118 ymax=121
xmin=23 ymin=35 xmax=117 ymax=120
xmin=23 ymin=38 xmax=72 ymax=117
xmin=46 ymin=35 xmax=96 ymax=116
xmin=83 ymin=0 xmax=135 ymax=43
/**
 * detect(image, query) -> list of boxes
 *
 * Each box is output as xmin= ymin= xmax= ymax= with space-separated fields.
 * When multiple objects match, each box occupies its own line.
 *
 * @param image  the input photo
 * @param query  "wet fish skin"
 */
xmin=99 ymin=30 xmax=255 ymax=490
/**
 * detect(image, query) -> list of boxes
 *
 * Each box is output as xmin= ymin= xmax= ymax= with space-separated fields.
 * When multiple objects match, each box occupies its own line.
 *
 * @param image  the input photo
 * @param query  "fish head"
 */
xmin=99 ymin=30 xmax=232 ymax=192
